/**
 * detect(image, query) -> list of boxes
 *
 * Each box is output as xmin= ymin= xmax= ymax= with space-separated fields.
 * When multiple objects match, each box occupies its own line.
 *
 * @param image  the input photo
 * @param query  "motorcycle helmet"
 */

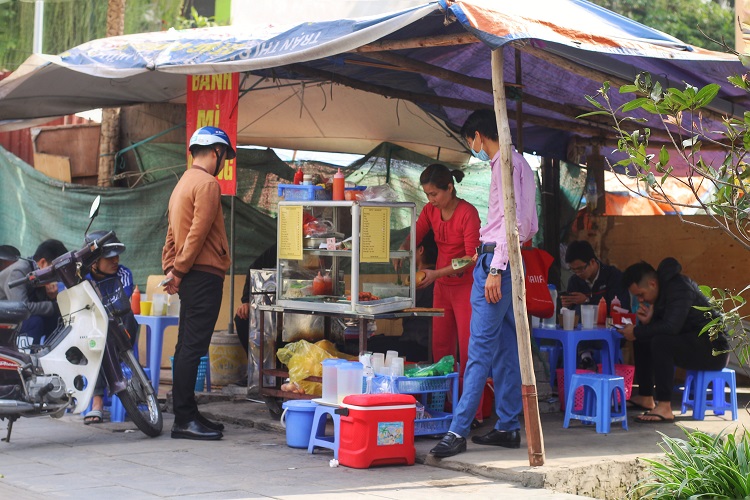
xmin=85 ymin=230 xmax=125 ymax=259
xmin=188 ymin=126 xmax=236 ymax=159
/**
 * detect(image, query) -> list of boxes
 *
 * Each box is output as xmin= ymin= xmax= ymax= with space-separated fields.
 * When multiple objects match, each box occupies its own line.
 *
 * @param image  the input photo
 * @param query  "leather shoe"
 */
xmin=197 ymin=412 xmax=224 ymax=431
xmin=171 ymin=419 xmax=223 ymax=440
xmin=430 ymin=433 xmax=467 ymax=458
xmin=471 ymin=429 xmax=521 ymax=448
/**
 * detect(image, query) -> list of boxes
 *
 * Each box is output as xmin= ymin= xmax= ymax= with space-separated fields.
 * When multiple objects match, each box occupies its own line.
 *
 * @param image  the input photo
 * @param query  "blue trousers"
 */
xmin=449 ymin=253 xmax=522 ymax=437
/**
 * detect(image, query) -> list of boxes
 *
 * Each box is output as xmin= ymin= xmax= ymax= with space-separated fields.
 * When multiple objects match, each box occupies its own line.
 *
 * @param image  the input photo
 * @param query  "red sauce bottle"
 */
xmin=596 ymin=297 xmax=607 ymax=326
xmin=293 ymin=167 xmax=304 ymax=185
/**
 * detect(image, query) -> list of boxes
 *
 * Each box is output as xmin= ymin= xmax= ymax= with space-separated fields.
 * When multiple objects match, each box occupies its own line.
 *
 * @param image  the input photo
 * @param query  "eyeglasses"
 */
xmin=569 ymin=262 xmax=589 ymax=274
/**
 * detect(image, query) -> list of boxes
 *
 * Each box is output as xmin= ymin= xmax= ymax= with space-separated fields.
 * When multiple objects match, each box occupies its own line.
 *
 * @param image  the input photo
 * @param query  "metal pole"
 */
xmin=33 ymin=1 xmax=44 ymax=54
xmin=228 ymin=196 xmax=235 ymax=335
xmin=491 ymin=47 xmax=545 ymax=467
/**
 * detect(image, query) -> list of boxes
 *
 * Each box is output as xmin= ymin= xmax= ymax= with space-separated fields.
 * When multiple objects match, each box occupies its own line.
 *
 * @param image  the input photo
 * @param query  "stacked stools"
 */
xmin=681 ymin=368 xmax=738 ymax=421
xmin=563 ymin=373 xmax=628 ymax=434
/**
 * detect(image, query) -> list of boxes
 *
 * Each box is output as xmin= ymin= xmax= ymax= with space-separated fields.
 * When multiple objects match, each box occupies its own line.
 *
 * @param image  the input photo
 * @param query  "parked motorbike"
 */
xmin=0 ymin=197 xmax=162 ymax=442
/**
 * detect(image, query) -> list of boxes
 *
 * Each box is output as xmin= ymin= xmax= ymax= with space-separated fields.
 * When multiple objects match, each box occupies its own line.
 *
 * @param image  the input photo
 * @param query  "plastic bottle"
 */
xmin=333 ymin=168 xmax=345 ymax=200
xmin=542 ymin=284 xmax=557 ymax=328
xmin=293 ymin=166 xmax=304 ymax=185
xmin=596 ymin=296 xmax=607 ymax=326
xmin=131 ymin=285 xmax=141 ymax=315
xmin=303 ymin=174 xmax=313 ymax=185
xmin=610 ymin=295 xmax=621 ymax=316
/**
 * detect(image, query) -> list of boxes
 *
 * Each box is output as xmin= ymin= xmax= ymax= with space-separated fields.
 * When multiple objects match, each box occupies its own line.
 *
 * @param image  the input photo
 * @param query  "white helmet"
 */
xmin=188 ymin=126 xmax=236 ymax=159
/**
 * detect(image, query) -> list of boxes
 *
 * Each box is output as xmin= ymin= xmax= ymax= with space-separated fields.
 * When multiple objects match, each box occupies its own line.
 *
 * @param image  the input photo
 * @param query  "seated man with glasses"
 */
xmin=561 ymin=240 xmax=630 ymax=312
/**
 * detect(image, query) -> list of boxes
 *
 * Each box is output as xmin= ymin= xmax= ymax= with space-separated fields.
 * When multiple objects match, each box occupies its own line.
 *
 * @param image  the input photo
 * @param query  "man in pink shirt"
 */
xmin=431 ymin=109 xmax=538 ymax=458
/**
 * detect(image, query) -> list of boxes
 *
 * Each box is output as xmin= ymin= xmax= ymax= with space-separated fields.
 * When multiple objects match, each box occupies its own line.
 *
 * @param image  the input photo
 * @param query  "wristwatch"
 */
xmin=489 ymin=267 xmax=499 ymax=276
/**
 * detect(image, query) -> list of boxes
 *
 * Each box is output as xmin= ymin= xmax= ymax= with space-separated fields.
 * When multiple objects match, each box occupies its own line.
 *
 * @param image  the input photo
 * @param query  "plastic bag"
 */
xmin=404 ymin=355 xmax=455 ymax=377
xmin=360 ymin=184 xmax=399 ymax=202
xmin=314 ymin=339 xmax=358 ymax=361
xmin=282 ymin=313 xmax=325 ymax=342
xmin=276 ymin=339 xmax=334 ymax=396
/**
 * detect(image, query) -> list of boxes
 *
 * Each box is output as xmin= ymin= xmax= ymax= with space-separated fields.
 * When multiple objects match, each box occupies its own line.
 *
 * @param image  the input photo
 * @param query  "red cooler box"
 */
xmin=336 ymin=393 xmax=416 ymax=469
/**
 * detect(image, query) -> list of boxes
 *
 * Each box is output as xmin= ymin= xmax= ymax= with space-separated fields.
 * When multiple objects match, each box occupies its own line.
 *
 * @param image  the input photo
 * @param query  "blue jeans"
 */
xmin=449 ymin=253 xmax=522 ymax=437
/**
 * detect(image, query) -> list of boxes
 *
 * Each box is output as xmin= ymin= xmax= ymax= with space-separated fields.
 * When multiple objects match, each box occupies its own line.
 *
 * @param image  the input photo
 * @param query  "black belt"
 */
xmin=476 ymin=243 xmax=496 ymax=255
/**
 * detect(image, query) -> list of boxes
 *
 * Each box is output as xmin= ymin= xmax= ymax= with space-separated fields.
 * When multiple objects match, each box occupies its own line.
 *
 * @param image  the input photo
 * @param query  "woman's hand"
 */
xmin=417 ymin=268 xmax=438 ymax=289
xmin=618 ymin=324 xmax=636 ymax=341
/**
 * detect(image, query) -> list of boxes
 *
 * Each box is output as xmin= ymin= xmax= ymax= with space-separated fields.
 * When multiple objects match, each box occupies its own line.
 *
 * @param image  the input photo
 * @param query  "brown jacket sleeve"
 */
xmin=171 ymin=181 xmax=222 ymax=277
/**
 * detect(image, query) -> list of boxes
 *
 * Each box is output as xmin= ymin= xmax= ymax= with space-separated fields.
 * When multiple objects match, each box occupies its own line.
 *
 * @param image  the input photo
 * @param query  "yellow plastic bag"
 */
xmin=314 ymin=339 xmax=358 ymax=361
xmin=276 ymin=339 xmax=334 ymax=396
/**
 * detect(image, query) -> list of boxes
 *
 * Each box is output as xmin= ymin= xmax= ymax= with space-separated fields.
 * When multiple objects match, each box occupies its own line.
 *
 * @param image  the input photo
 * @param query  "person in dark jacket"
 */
xmin=620 ymin=258 xmax=730 ymax=423
xmin=234 ymin=244 xmax=277 ymax=358
xmin=561 ymin=240 xmax=630 ymax=311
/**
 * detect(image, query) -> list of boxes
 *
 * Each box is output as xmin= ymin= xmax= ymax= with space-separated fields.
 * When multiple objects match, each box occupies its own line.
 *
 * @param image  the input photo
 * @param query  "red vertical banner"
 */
xmin=186 ymin=73 xmax=239 ymax=196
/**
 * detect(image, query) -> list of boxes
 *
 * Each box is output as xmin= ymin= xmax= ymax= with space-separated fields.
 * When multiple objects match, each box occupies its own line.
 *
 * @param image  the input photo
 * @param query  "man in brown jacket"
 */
xmin=162 ymin=126 xmax=234 ymax=440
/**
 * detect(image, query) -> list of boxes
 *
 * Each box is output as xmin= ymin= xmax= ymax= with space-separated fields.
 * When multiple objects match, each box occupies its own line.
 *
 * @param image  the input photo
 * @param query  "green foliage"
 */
xmin=589 ymin=0 xmax=734 ymax=51
xmin=0 ymin=0 xmax=184 ymax=72
xmin=173 ymin=6 xmax=217 ymax=29
xmin=630 ymin=428 xmax=750 ymax=499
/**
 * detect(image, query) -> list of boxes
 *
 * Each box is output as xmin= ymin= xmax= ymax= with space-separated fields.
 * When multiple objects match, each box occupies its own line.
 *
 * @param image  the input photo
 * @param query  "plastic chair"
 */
xmin=88 ymin=367 xmax=151 ymax=423
xmin=680 ymin=368 xmax=738 ymax=421
xmin=134 ymin=314 xmax=179 ymax=393
xmin=539 ymin=344 xmax=561 ymax=389
xmin=307 ymin=403 xmax=341 ymax=459
xmin=563 ymin=373 xmax=628 ymax=434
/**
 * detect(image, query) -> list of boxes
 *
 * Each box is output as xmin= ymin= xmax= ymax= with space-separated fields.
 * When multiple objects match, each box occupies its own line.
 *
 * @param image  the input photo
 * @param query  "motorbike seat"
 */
xmin=0 ymin=301 xmax=31 ymax=324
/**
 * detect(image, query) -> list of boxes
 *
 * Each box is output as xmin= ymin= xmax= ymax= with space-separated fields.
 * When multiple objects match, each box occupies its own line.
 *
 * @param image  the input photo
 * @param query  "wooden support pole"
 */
xmin=514 ymin=48 xmax=524 ymax=153
xmin=491 ymin=47 xmax=545 ymax=467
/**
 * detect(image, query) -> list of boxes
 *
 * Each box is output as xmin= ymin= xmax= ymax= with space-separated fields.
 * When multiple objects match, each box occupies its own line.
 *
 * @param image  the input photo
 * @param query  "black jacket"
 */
xmin=567 ymin=261 xmax=630 ymax=311
xmin=634 ymin=257 xmax=729 ymax=350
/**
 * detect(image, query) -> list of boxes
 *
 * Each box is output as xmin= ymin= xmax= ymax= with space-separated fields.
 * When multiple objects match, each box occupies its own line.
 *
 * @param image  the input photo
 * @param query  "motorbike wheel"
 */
xmin=116 ymin=350 xmax=163 ymax=437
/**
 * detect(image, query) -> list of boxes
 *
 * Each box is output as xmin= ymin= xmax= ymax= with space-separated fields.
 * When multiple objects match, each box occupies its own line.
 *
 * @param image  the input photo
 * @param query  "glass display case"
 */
xmin=276 ymin=200 xmax=416 ymax=314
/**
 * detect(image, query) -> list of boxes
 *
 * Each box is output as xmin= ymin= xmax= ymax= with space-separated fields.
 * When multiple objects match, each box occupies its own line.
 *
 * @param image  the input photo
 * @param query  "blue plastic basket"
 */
xmin=170 ymin=355 xmax=209 ymax=392
xmin=277 ymin=184 xmax=331 ymax=201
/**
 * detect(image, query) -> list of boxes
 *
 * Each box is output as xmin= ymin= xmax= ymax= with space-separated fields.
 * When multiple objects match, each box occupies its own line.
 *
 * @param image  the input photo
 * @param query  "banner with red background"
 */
xmin=186 ymin=73 xmax=239 ymax=196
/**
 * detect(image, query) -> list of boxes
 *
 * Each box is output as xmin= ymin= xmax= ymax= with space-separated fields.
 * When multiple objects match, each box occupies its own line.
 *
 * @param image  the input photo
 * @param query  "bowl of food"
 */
xmin=283 ymin=279 xmax=313 ymax=298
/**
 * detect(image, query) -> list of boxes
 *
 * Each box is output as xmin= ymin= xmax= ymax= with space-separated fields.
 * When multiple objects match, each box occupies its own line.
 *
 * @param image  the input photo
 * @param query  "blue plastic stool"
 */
xmin=109 ymin=367 xmax=152 ymax=423
xmin=307 ymin=403 xmax=341 ymax=459
xmin=563 ymin=373 xmax=628 ymax=434
xmin=539 ymin=345 xmax=561 ymax=389
xmin=680 ymin=368 xmax=738 ymax=421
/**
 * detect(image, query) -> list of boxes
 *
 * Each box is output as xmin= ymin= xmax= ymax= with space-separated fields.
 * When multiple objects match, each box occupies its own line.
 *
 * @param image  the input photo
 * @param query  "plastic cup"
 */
xmin=371 ymin=352 xmax=384 ymax=374
xmin=562 ymin=308 xmax=576 ymax=331
xmin=140 ymin=301 xmax=152 ymax=316
xmin=167 ymin=295 xmax=181 ymax=316
xmin=152 ymin=293 xmax=167 ymax=316
xmin=531 ymin=316 xmax=541 ymax=328
xmin=390 ymin=357 xmax=404 ymax=377
xmin=580 ymin=305 xmax=597 ymax=329
xmin=384 ymin=350 xmax=398 ymax=367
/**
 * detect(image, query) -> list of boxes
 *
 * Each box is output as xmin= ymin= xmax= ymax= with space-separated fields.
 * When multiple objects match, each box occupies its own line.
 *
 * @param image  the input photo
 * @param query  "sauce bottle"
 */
xmin=596 ymin=296 xmax=607 ymax=326
xmin=131 ymin=285 xmax=141 ymax=314
xmin=323 ymin=272 xmax=333 ymax=295
xmin=333 ymin=168 xmax=345 ymax=200
xmin=610 ymin=295 xmax=621 ymax=316
xmin=313 ymin=272 xmax=326 ymax=295
xmin=293 ymin=166 xmax=304 ymax=185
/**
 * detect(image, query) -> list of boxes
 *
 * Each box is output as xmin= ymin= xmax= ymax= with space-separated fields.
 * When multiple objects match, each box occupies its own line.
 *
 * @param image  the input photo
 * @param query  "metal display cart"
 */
xmin=257 ymin=304 xmax=443 ymax=417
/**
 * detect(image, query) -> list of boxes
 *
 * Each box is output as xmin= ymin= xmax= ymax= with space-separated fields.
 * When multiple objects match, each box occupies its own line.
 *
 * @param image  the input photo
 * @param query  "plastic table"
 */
xmin=134 ymin=314 xmax=179 ymax=393
xmin=532 ymin=326 xmax=620 ymax=408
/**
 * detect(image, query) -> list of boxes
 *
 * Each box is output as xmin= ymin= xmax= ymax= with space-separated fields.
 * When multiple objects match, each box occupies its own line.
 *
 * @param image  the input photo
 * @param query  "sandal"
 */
xmin=84 ymin=409 xmax=103 ymax=425
xmin=633 ymin=411 xmax=674 ymax=424
xmin=471 ymin=418 xmax=484 ymax=430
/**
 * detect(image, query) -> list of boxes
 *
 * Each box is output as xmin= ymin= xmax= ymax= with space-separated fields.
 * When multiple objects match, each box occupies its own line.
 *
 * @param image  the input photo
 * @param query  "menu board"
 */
xmin=360 ymin=207 xmax=390 ymax=263
xmin=278 ymin=205 xmax=303 ymax=260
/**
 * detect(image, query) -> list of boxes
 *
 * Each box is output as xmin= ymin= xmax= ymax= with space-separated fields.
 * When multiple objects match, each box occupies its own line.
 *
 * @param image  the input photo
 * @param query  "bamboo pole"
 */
xmin=491 ymin=47 xmax=545 ymax=467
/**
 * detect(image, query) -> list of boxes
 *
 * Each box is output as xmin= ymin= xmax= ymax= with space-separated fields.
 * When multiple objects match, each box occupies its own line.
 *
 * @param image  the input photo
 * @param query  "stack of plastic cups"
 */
xmin=384 ymin=350 xmax=398 ymax=368
xmin=371 ymin=353 xmax=386 ymax=376
xmin=337 ymin=361 xmax=364 ymax=404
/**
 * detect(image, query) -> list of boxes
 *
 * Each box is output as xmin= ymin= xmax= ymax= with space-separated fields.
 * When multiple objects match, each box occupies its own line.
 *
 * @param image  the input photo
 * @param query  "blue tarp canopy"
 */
xmin=0 ymin=0 xmax=745 ymax=169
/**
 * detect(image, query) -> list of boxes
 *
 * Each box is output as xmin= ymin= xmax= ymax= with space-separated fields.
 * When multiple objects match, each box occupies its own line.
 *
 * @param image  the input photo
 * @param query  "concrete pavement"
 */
xmin=0 ymin=409 xmax=587 ymax=500
xmin=0 ymin=383 xmax=746 ymax=499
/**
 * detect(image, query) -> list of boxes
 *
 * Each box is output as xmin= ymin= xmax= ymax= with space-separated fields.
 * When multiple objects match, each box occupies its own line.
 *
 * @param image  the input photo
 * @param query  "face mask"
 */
xmin=470 ymin=135 xmax=491 ymax=162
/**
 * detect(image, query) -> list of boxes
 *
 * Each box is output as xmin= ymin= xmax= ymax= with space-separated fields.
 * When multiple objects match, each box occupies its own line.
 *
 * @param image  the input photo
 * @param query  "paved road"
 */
xmin=0 ymin=412 xmax=588 ymax=499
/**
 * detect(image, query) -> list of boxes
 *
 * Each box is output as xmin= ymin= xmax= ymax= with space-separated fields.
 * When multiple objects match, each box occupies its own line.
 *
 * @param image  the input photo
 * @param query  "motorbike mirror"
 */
xmin=84 ymin=196 xmax=101 ymax=237
xmin=0 ymin=244 xmax=21 ymax=262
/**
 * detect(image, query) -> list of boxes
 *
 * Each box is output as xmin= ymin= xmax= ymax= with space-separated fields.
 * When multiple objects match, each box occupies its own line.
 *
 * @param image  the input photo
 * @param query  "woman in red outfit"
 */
xmin=409 ymin=164 xmax=484 ymax=424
